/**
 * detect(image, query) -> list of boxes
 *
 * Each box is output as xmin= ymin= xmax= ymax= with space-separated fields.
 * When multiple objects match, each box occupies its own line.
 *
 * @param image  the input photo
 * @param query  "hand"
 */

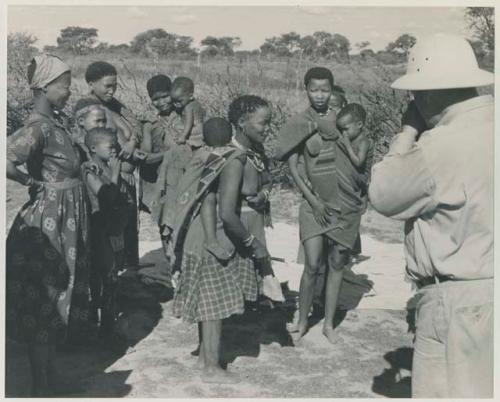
xmin=250 ymin=238 xmax=270 ymax=260
xmin=339 ymin=133 xmax=351 ymax=148
xmin=176 ymin=137 xmax=186 ymax=145
xmin=133 ymin=149 xmax=148 ymax=161
xmin=311 ymin=198 xmax=334 ymax=227
xmin=109 ymin=154 xmax=121 ymax=175
xmin=119 ymin=140 xmax=136 ymax=160
xmin=246 ymin=192 xmax=267 ymax=210
xmin=82 ymin=161 xmax=102 ymax=175
xmin=401 ymin=100 xmax=427 ymax=136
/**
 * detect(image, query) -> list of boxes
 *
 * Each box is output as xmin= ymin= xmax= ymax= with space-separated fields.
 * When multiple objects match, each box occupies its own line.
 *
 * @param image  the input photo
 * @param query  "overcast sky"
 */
xmin=8 ymin=5 xmax=470 ymax=52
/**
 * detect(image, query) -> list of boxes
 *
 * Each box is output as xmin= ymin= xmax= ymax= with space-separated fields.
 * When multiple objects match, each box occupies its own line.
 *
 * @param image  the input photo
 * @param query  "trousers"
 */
xmin=412 ymin=278 xmax=493 ymax=398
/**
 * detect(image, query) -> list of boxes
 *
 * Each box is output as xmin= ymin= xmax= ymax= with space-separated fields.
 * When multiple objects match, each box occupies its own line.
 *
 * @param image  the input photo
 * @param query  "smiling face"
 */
xmin=150 ymin=90 xmax=172 ymax=114
xmin=337 ymin=113 xmax=363 ymax=141
xmin=45 ymin=71 xmax=72 ymax=109
xmin=89 ymin=75 xmax=117 ymax=103
xmin=170 ymin=87 xmax=192 ymax=110
xmin=80 ymin=108 xmax=107 ymax=132
xmin=306 ymin=78 xmax=332 ymax=112
xmin=240 ymin=106 xmax=272 ymax=145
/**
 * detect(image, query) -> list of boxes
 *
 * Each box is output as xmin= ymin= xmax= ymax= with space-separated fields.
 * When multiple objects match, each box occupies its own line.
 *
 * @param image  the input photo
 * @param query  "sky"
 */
xmin=8 ymin=5 xmax=471 ymax=53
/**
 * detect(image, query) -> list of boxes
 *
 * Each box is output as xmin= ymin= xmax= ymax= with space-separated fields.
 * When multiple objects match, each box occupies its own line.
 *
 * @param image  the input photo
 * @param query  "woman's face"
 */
xmin=241 ymin=106 xmax=272 ymax=145
xmin=45 ymin=72 xmax=71 ymax=109
xmin=90 ymin=75 xmax=117 ymax=103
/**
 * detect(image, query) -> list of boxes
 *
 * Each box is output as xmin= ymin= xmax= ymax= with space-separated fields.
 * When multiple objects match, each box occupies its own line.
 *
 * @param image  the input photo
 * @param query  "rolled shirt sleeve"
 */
xmin=369 ymin=135 xmax=437 ymax=220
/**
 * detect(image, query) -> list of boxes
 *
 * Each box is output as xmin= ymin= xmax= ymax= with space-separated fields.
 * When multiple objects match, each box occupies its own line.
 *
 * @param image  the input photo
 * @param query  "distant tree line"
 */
xmin=11 ymin=7 xmax=494 ymax=68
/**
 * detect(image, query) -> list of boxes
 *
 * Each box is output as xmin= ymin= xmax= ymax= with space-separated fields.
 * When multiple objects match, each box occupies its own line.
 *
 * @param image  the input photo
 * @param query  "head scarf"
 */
xmin=29 ymin=54 xmax=71 ymax=90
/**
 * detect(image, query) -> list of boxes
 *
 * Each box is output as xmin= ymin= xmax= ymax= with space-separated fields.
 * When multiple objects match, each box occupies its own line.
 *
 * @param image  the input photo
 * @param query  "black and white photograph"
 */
xmin=3 ymin=1 xmax=495 ymax=398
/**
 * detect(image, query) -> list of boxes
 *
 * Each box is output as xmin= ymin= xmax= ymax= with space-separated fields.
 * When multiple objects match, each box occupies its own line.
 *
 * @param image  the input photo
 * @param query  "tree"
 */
xmin=201 ymin=36 xmax=241 ymax=56
xmin=56 ymin=26 xmax=98 ymax=55
xmin=299 ymin=35 xmax=318 ymax=56
xmin=465 ymin=7 xmax=494 ymax=53
xmin=130 ymin=29 xmax=195 ymax=57
xmin=355 ymin=41 xmax=370 ymax=52
xmin=385 ymin=33 xmax=416 ymax=56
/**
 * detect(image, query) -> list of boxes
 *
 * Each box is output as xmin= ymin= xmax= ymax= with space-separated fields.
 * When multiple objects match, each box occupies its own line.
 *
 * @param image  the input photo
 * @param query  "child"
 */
xmin=276 ymin=67 xmax=365 ymax=343
xmin=170 ymin=76 xmax=206 ymax=148
xmin=73 ymin=98 xmax=108 ymax=160
xmin=83 ymin=61 xmax=142 ymax=268
xmin=336 ymin=103 xmax=374 ymax=261
xmin=330 ymin=85 xmax=348 ymax=113
xmin=82 ymin=127 xmax=132 ymax=338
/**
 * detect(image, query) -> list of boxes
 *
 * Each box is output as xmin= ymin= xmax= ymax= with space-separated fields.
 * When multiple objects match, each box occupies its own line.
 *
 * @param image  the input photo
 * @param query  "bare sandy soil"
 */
xmin=6 ymin=181 xmax=415 ymax=397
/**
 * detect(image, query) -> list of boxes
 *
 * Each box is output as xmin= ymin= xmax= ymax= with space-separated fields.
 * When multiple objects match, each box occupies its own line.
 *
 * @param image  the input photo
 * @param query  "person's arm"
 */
xmin=108 ymin=155 xmax=121 ymax=185
xmin=141 ymin=121 xmax=153 ymax=153
xmin=84 ymin=171 xmax=104 ymax=196
xmin=288 ymin=151 xmax=333 ymax=226
xmin=177 ymin=105 xmax=194 ymax=143
xmin=218 ymin=157 xmax=269 ymax=258
xmin=341 ymin=135 xmax=370 ymax=168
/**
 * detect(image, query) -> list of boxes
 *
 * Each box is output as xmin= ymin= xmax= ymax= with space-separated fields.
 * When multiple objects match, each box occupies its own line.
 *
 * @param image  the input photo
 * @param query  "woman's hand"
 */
xmin=119 ymin=140 xmax=136 ymax=160
xmin=176 ymin=137 xmax=187 ymax=145
xmin=311 ymin=197 xmax=334 ymax=226
xmin=246 ymin=191 xmax=268 ymax=210
xmin=250 ymin=237 xmax=270 ymax=260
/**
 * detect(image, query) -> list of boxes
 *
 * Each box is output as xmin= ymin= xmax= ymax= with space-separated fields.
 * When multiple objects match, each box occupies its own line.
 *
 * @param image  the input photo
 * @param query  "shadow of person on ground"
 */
xmin=371 ymin=347 xmax=413 ymax=398
xmin=5 ymin=247 xmax=173 ymax=398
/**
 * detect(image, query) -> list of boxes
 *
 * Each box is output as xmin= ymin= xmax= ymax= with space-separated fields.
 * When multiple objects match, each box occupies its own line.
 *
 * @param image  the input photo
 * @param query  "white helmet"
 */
xmin=391 ymin=33 xmax=494 ymax=90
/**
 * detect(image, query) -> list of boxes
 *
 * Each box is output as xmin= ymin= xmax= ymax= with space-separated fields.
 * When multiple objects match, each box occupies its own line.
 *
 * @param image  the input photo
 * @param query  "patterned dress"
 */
xmin=6 ymin=111 xmax=90 ymax=344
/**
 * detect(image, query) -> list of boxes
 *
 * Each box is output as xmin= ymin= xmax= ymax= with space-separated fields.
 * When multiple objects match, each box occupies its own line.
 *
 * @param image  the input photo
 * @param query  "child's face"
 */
xmin=337 ymin=114 xmax=363 ymax=141
xmin=89 ymin=75 xmax=117 ymax=103
xmin=151 ymin=91 xmax=172 ymax=114
xmin=92 ymin=137 xmax=118 ymax=162
xmin=170 ymin=87 xmax=192 ymax=110
xmin=306 ymin=78 xmax=332 ymax=111
xmin=241 ymin=106 xmax=272 ymax=145
xmin=80 ymin=108 xmax=107 ymax=132
xmin=330 ymin=94 xmax=346 ymax=111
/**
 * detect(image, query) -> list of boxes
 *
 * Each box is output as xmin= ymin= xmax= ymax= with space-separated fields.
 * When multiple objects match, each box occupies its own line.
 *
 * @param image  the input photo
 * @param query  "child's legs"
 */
xmin=324 ymin=242 xmax=350 ymax=330
xmin=298 ymin=236 xmax=324 ymax=326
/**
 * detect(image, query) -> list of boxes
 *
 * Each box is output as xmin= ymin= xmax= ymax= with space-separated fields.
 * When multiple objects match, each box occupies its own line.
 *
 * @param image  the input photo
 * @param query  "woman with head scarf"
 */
xmin=6 ymin=54 xmax=90 ymax=396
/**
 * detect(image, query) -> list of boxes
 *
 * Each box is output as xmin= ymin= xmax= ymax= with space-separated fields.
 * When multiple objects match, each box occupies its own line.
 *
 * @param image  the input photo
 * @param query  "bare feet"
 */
xmin=201 ymin=366 xmax=240 ymax=384
xmin=261 ymin=275 xmax=285 ymax=302
xmin=322 ymin=325 xmax=337 ymax=344
xmin=205 ymin=241 xmax=234 ymax=262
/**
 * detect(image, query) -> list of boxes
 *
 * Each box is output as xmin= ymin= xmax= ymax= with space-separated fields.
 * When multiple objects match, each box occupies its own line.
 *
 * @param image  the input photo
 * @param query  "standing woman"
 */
xmin=173 ymin=95 xmax=273 ymax=384
xmin=6 ymin=54 xmax=90 ymax=397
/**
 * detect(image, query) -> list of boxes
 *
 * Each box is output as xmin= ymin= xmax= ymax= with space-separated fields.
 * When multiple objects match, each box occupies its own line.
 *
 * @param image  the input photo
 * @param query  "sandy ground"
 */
xmin=5 ymin=217 xmax=416 ymax=398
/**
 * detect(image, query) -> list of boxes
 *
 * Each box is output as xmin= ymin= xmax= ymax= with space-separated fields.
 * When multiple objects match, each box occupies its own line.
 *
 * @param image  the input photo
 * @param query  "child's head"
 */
xmin=337 ymin=103 xmax=366 ymax=141
xmin=147 ymin=74 xmax=173 ymax=114
xmin=170 ymin=77 xmax=194 ymax=110
xmin=85 ymin=127 xmax=118 ymax=162
xmin=228 ymin=95 xmax=271 ymax=145
xmin=85 ymin=61 xmax=118 ymax=103
xmin=74 ymin=98 xmax=107 ymax=132
xmin=203 ymin=117 xmax=233 ymax=147
xmin=330 ymin=85 xmax=347 ymax=111
xmin=304 ymin=67 xmax=334 ymax=111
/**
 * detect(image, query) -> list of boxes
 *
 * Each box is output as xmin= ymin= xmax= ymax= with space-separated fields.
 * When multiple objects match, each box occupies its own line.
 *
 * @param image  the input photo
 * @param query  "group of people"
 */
xmin=5 ymin=33 xmax=493 ymax=398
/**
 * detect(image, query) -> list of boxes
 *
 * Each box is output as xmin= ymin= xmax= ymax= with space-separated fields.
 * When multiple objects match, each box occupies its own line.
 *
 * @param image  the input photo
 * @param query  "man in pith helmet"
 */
xmin=369 ymin=34 xmax=494 ymax=398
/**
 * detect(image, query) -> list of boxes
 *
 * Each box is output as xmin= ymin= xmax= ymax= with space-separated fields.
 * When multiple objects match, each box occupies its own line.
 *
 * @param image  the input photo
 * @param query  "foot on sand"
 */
xmin=204 ymin=241 xmax=234 ymax=262
xmin=261 ymin=275 xmax=285 ymax=302
xmin=322 ymin=326 xmax=337 ymax=345
xmin=202 ymin=367 xmax=240 ymax=384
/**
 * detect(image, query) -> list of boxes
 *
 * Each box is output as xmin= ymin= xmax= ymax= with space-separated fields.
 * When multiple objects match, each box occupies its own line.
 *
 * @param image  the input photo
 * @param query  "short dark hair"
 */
xmin=85 ymin=61 xmax=117 ymax=83
xmin=203 ymin=117 xmax=233 ymax=147
xmin=304 ymin=67 xmax=334 ymax=89
xmin=332 ymin=85 xmax=345 ymax=95
xmin=337 ymin=103 xmax=367 ymax=124
xmin=228 ymin=95 xmax=269 ymax=127
xmin=147 ymin=74 xmax=172 ymax=98
xmin=74 ymin=98 xmax=104 ymax=118
xmin=171 ymin=76 xmax=194 ymax=95
xmin=85 ymin=127 xmax=117 ymax=150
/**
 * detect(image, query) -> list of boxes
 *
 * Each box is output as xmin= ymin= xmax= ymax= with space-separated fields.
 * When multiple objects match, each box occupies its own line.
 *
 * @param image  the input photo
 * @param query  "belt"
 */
xmin=416 ymin=275 xmax=453 ymax=288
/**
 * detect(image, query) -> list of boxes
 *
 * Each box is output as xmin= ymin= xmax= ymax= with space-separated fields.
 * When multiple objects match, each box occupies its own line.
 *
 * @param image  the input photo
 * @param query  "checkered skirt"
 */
xmin=173 ymin=250 xmax=258 ymax=323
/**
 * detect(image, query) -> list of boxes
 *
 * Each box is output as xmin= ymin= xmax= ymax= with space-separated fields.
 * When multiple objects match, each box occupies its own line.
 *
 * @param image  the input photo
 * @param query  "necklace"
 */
xmin=232 ymin=137 xmax=266 ymax=172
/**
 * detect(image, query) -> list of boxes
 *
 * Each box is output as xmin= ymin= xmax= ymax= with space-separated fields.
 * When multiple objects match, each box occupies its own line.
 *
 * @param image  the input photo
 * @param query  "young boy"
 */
xmin=276 ymin=67 xmax=365 ymax=343
xmin=330 ymin=85 xmax=348 ymax=113
xmin=73 ymin=98 xmax=108 ymax=161
xmin=336 ymin=103 xmax=374 ymax=261
xmin=83 ymin=61 xmax=143 ymax=268
xmin=82 ymin=127 xmax=132 ymax=338
xmin=170 ymin=76 xmax=206 ymax=148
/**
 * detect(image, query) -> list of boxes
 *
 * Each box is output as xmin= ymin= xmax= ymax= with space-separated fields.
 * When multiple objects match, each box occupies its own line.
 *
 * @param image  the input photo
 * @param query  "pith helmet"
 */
xmin=391 ymin=34 xmax=494 ymax=90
